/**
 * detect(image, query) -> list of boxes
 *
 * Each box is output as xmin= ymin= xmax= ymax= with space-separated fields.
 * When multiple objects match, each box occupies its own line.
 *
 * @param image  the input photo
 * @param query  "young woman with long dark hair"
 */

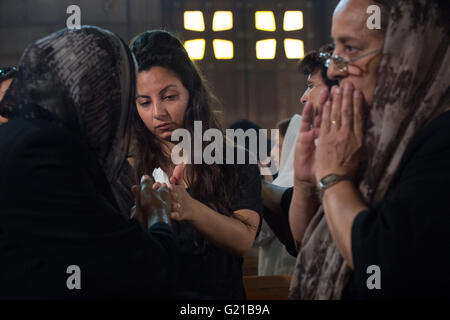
xmin=129 ymin=30 xmax=263 ymax=299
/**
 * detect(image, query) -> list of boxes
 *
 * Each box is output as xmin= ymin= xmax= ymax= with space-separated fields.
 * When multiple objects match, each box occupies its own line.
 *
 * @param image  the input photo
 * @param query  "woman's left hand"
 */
xmin=166 ymin=163 xmax=194 ymax=221
xmin=169 ymin=184 xmax=195 ymax=221
xmin=315 ymin=82 xmax=365 ymax=182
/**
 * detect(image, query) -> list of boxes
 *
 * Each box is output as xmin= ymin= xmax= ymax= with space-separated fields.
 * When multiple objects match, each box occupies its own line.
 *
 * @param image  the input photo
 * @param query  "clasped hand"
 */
xmin=131 ymin=175 xmax=172 ymax=228
xmin=132 ymin=164 xmax=192 ymax=227
xmin=295 ymin=82 xmax=364 ymax=187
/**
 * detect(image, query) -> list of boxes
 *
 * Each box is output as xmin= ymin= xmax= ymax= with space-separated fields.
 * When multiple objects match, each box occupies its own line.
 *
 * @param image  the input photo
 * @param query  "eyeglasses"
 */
xmin=320 ymin=48 xmax=381 ymax=73
xmin=0 ymin=67 xmax=17 ymax=82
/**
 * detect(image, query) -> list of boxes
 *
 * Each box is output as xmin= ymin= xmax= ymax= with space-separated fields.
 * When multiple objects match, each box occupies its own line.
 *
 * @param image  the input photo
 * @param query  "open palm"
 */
xmin=294 ymin=102 xmax=321 ymax=184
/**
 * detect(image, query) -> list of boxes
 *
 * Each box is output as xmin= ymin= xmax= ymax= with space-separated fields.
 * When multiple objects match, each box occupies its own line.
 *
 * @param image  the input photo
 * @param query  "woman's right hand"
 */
xmin=131 ymin=175 xmax=172 ymax=228
xmin=294 ymin=90 xmax=328 ymax=185
xmin=294 ymin=102 xmax=320 ymax=185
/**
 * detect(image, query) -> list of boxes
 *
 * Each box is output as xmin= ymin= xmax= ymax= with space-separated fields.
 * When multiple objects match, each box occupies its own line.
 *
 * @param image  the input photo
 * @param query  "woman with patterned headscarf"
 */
xmin=0 ymin=26 xmax=178 ymax=299
xmin=289 ymin=0 xmax=450 ymax=299
xmin=0 ymin=66 xmax=17 ymax=124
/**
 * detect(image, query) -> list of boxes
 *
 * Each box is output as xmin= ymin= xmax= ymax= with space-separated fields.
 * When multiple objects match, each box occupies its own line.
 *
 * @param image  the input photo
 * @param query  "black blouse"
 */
xmin=172 ymin=162 xmax=263 ymax=299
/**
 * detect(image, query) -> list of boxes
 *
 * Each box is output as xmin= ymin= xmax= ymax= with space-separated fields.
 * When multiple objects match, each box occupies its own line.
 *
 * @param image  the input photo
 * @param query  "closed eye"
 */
xmin=163 ymin=94 xmax=178 ymax=101
xmin=137 ymin=99 xmax=151 ymax=107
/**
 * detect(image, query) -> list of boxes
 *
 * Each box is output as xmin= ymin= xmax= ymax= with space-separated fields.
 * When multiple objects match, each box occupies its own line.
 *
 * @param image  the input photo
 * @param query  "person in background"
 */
xmin=299 ymin=45 xmax=338 ymax=114
xmin=256 ymin=116 xmax=300 ymax=276
xmin=261 ymin=47 xmax=338 ymax=259
xmin=0 ymin=66 xmax=17 ymax=124
xmin=130 ymin=30 xmax=262 ymax=299
xmin=270 ymin=118 xmax=290 ymax=171
xmin=227 ymin=119 xmax=282 ymax=275
xmin=228 ymin=119 xmax=275 ymax=181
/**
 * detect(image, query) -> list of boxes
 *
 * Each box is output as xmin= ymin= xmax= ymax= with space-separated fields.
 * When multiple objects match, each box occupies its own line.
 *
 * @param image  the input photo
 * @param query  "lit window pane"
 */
xmin=255 ymin=11 xmax=276 ymax=32
xmin=284 ymin=39 xmax=304 ymax=59
xmin=184 ymin=11 xmax=205 ymax=31
xmin=256 ymin=39 xmax=276 ymax=60
xmin=283 ymin=11 xmax=303 ymax=31
xmin=212 ymin=11 xmax=233 ymax=31
xmin=213 ymin=39 xmax=234 ymax=59
xmin=184 ymin=39 xmax=205 ymax=60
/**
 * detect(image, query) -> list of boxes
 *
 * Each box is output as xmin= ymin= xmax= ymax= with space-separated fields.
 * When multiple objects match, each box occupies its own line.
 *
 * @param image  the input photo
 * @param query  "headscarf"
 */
xmin=290 ymin=0 xmax=450 ymax=299
xmin=0 ymin=26 xmax=137 ymax=214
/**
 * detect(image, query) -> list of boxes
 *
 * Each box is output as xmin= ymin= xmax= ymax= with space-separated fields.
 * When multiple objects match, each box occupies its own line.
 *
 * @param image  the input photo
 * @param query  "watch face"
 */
xmin=318 ymin=174 xmax=338 ymax=190
xmin=323 ymin=174 xmax=338 ymax=184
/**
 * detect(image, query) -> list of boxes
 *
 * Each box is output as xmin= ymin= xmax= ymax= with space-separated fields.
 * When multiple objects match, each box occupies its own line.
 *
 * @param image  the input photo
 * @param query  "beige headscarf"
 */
xmin=289 ymin=0 xmax=450 ymax=299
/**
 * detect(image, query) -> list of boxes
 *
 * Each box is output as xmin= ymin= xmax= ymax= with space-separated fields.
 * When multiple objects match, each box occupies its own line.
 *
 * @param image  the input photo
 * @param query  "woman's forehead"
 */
xmin=332 ymin=0 xmax=374 ymax=44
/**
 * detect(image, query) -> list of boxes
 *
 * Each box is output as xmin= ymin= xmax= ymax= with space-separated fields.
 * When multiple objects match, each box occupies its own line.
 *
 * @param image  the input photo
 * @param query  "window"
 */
xmin=184 ymin=11 xmax=205 ymax=31
xmin=183 ymin=9 xmax=305 ymax=60
xmin=284 ymin=39 xmax=304 ymax=59
xmin=256 ymin=39 xmax=277 ymax=60
xmin=213 ymin=39 xmax=234 ymax=59
xmin=255 ymin=11 xmax=276 ymax=32
xmin=212 ymin=11 xmax=233 ymax=31
xmin=283 ymin=11 xmax=303 ymax=31
xmin=184 ymin=39 xmax=206 ymax=60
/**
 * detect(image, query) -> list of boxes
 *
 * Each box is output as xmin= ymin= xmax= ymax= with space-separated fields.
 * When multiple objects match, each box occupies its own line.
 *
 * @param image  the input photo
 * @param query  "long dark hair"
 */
xmin=129 ymin=30 xmax=240 ymax=217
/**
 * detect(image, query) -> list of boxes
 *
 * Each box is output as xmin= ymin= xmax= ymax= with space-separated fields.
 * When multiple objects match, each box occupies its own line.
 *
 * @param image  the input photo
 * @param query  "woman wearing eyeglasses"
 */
xmin=289 ymin=0 xmax=450 ymax=299
xmin=0 ymin=67 xmax=17 ymax=124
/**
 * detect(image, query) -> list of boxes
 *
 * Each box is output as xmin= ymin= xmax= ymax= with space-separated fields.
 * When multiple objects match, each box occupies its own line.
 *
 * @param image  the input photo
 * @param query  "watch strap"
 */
xmin=317 ymin=174 xmax=351 ymax=199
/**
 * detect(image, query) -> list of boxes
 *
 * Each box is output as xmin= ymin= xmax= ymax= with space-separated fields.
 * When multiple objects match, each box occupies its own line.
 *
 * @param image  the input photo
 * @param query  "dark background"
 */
xmin=0 ymin=0 xmax=338 ymax=129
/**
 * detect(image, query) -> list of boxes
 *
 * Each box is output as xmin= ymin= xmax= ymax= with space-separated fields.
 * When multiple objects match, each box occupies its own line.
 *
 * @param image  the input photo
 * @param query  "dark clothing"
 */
xmin=280 ymin=187 xmax=293 ymax=216
xmin=261 ymin=187 xmax=297 ymax=258
xmin=0 ymin=119 xmax=178 ymax=299
xmin=173 ymin=162 xmax=263 ymax=299
xmin=343 ymin=111 xmax=450 ymax=299
xmin=279 ymin=188 xmax=297 ymax=257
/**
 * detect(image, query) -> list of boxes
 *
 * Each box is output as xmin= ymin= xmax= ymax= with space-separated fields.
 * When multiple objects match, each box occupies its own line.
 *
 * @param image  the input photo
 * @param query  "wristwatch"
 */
xmin=317 ymin=174 xmax=350 ymax=198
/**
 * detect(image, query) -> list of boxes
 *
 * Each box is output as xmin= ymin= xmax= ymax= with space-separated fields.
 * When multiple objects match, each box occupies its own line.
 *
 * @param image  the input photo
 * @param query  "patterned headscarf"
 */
xmin=0 ymin=26 xmax=137 ymax=213
xmin=290 ymin=0 xmax=450 ymax=299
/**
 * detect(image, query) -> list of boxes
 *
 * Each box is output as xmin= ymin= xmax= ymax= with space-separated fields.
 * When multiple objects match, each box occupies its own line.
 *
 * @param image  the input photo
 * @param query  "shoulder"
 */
xmin=236 ymin=162 xmax=261 ymax=182
xmin=405 ymin=111 xmax=450 ymax=158
xmin=1 ymin=118 xmax=81 ymax=148
xmin=230 ymin=162 xmax=263 ymax=214
xmin=0 ymin=118 xmax=91 ymax=170
xmin=388 ymin=111 xmax=450 ymax=195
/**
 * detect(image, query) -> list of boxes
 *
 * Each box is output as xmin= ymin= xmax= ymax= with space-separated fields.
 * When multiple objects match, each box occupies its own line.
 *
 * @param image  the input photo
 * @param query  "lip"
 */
xmin=156 ymin=122 xmax=175 ymax=130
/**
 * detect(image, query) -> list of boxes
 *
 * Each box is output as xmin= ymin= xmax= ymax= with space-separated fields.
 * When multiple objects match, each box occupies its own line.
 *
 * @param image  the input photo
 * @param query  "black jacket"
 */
xmin=343 ymin=111 xmax=450 ymax=299
xmin=0 ymin=118 xmax=178 ymax=299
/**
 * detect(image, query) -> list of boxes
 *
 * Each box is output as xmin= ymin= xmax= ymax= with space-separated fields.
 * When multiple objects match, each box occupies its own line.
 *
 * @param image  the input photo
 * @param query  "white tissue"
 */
xmin=152 ymin=167 xmax=171 ymax=188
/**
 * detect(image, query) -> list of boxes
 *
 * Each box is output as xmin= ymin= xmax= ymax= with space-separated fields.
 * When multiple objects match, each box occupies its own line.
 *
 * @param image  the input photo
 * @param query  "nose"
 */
xmin=153 ymin=100 xmax=167 ymax=118
xmin=300 ymin=90 xmax=309 ymax=105
xmin=327 ymin=58 xmax=346 ymax=81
